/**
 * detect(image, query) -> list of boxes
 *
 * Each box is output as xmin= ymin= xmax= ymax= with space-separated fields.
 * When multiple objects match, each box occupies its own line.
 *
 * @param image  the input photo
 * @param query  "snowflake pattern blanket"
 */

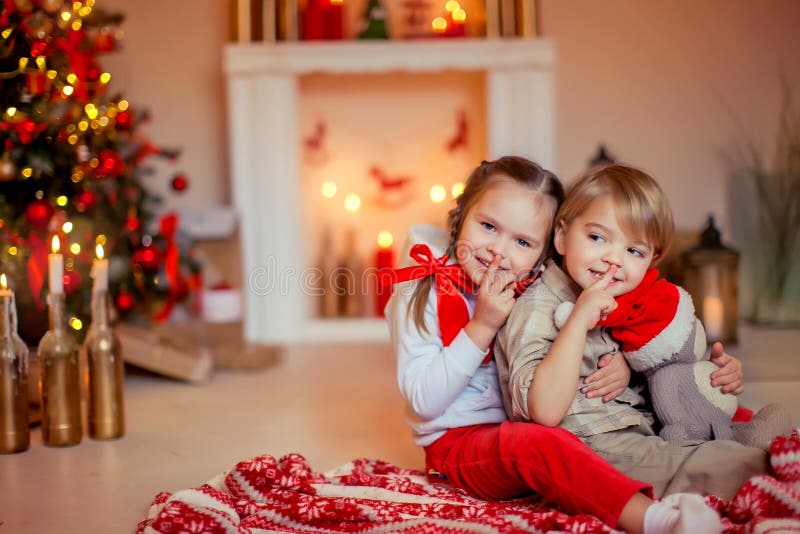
xmin=138 ymin=433 xmax=800 ymax=533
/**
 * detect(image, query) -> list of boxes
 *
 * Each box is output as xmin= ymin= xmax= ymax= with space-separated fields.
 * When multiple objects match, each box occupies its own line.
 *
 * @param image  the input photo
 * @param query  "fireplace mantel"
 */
xmin=224 ymin=39 xmax=556 ymax=345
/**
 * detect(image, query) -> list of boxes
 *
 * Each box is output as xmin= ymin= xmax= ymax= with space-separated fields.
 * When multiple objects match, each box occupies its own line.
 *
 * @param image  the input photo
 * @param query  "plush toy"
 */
xmin=591 ymin=268 xmax=790 ymax=449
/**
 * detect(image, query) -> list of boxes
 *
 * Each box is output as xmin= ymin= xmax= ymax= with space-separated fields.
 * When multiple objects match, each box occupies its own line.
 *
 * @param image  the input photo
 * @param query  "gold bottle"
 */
xmin=85 ymin=289 xmax=125 ymax=440
xmin=0 ymin=290 xmax=30 ymax=454
xmin=39 ymin=292 xmax=82 ymax=446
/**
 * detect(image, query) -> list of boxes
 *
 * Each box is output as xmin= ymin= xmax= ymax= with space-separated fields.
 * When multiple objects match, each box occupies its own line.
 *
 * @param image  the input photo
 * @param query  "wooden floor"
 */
xmin=1 ymin=325 xmax=797 ymax=533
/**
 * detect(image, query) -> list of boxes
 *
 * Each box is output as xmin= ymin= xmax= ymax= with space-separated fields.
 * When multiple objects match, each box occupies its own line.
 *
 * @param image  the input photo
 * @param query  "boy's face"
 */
xmin=554 ymin=194 xmax=655 ymax=297
xmin=456 ymin=177 xmax=555 ymax=286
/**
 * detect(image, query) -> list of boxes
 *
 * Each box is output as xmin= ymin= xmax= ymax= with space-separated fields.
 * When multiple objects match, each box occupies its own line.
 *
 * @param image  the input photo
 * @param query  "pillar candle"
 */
xmin=703 ymin=296 xmax=724 ymax=342
xmin=49 ymin=235 xmax=63 ymax=294
xmin=91 ymin=243 xmax=109 ymax=293
xmin=325 ymin=0 xmax=344 ymax=39
xmin=375 ymin=231 xmax=395 ymax=317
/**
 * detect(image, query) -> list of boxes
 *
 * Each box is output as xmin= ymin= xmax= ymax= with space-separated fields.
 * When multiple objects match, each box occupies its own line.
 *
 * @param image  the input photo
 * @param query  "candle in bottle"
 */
xmin=91 ymin=243 xmax=109 ymax=293
xmin=48 ymin=235 xmax=63 ymax=294
xmin=0 ymin=273 xmax=30 ymax=454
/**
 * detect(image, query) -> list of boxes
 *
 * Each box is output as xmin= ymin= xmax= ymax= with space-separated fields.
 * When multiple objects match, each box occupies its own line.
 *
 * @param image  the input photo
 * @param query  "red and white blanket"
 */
xmin=138 ymin=433 xmax=800 ymax=533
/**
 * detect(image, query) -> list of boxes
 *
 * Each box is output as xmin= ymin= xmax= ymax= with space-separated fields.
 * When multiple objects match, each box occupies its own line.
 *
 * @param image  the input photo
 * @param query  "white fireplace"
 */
xmin=224 ymin=39 xmax=555 ymax=345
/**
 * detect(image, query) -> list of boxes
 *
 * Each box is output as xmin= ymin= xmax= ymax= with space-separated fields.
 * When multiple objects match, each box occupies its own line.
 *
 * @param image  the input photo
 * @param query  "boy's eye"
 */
xmin=481 ymin=222 xmax=496 ymax=231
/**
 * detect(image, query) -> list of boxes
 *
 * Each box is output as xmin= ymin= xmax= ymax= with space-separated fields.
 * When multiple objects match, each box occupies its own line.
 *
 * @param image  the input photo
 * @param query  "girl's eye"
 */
xmin=628 ymin=247 xmax=645 ymax=258
xmin=588 ymin=233 xmax=605 ymax=243
xmin=481 ymin=222 xmax=496 ymax=231
xmin=516 ymin=239 xmax=530 ymax=248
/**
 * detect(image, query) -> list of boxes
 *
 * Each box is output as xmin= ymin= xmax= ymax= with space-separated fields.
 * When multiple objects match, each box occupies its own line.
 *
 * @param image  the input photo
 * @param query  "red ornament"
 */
xmin=25 ymin=199 xmax=54 ymax=230
xmin=30 ymin=39 xmax=51 ymax=57
xmin=115 ymin=291 xmax=135 ymax=316
xmin=96 ymin=149 xmax=124 ymax=178
xmin=124 ymin=216 xmax=141 ymax=233
xmin=75 ymin=190 xmax=97 ymax=212
xmin=132 ymin=243 xmax=162 ymax=273
xmin=170 ymin=174 xmax=189 ymax=193
xmin=115 ymin=110 xmax=132 ymax=129
xmin=62 ymin=269 xmax=81 ymax=296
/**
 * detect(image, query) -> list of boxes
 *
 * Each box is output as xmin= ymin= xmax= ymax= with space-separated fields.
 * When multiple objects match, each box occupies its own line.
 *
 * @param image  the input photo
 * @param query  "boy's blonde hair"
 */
xmin=556 ymin=164 xmax=674 ymax=263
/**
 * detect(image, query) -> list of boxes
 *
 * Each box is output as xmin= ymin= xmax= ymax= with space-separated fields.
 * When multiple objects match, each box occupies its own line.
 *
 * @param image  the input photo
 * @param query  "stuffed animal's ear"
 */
xmin=554 ymin=302 xmax=575 ymax=329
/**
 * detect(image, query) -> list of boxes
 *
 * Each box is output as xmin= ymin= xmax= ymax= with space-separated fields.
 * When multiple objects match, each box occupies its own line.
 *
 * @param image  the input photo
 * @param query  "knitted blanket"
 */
xmin=138 ymin=433 xmax=800 ymax=534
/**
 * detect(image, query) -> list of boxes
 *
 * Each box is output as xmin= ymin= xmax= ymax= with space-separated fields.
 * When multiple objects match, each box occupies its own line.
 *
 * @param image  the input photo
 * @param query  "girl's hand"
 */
xmin=570 ymin=266 xmax=619 ymax=331
xmin=582 ymin=352 xmax=631 ymax=402
xmin=465 ymin=255 xmax=516 ymax=351
xmin=709 ymin=342 xmax=744 ymax=395
xmin=473 ymin=255 xmax=516 ymax=332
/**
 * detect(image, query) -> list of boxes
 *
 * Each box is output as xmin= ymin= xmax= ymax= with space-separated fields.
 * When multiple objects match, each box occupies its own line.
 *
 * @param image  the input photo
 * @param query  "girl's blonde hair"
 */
xmin=408 ymin=156 xmax=564 ymax=334
xmin=555 ymin=164 xmax=674 ymax=263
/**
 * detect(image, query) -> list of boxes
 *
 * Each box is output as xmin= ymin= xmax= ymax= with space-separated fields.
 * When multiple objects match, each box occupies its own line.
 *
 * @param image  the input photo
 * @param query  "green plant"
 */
xmin=728 ymin=76 xmax=800 ymax=323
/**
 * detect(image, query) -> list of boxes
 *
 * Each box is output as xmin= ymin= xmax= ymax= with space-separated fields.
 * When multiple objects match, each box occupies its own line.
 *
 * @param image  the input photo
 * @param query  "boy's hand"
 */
xmin=582 ymin=352 xmax=631 ymax=402
xmin=473 ymin=255 xmax=517 ymax=332
xmin=709 ymin=342 xmax=744 ymax=394
xmin=570 ymin=266 xmax=619 ymax=331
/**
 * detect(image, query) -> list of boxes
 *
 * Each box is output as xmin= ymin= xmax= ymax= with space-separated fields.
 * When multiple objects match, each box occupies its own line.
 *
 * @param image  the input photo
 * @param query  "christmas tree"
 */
xmin=358 ymin=0 xmax=389 ymax=39
xmin=0 ymin=0 xmax=198 ymax=344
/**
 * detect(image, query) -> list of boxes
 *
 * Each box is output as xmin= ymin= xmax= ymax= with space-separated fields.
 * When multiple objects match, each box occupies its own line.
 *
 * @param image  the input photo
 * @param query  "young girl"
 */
xmin=387 ymin=157 xmax=722 ymax=533
xmin=495 ymin=163 xmax=781 ymax=500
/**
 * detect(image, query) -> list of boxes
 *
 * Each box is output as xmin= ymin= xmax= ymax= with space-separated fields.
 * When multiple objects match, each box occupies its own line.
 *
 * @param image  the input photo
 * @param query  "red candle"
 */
xmin=302 ymin=0 xmax=326 ymax=40
xmin=375 ymin=231 xmax=395 ymax=317
xmin=325 ymin=0 xmax=344 ymax=40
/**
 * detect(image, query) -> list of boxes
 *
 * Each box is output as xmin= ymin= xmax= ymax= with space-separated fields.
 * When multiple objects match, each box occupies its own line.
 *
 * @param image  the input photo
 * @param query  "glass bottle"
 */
xmin=38 ymin=292 xmax=82 ymax=446
xmin=85 ymin=289 xmax=125 ymax=439
xmin=0 ymin=291 xmax=29 ymax=453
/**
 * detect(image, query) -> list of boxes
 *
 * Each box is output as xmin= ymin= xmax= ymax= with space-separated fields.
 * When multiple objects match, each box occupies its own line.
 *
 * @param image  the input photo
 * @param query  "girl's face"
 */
xmin=554 ymin=194 xmax=654 ymax=297
xmin=456 ymin=177 xmax=556 ymax=286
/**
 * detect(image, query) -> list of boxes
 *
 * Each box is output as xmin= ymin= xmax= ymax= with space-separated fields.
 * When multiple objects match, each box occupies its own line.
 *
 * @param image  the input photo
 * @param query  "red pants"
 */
xmin=424 ymin=422 xmax=653 ymax=527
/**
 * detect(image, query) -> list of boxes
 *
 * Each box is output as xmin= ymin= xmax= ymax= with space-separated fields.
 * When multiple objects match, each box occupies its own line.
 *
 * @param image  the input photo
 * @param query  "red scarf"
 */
xmin=390 ymin=244 xmax=534 ymax=363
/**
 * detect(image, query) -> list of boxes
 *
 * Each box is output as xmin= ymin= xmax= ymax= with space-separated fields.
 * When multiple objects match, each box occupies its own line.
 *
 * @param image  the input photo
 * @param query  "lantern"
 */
xmin=681 ymin=215 xmax=739 ymax=345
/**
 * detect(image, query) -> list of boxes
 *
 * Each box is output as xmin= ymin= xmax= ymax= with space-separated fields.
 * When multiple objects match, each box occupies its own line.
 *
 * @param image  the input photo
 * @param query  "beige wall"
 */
xmin=102 ymin=0 xmax=800 ymax=239
xmin=101 ymin=0 xmax=230 ymax=209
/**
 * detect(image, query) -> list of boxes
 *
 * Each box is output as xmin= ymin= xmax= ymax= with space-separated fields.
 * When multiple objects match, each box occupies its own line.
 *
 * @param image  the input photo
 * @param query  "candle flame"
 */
xmin=51 ymin=235 xmax=60 ymax=253
xmin=344 ymin=193 xmax=361 ymax=213
xmin=430 ymin=184 xmax=447 ymax=203
xmin=96 ymin=243 xmax=104 ymax=260
xmin=377 ymin=231 xmax=394 ymax=249
xmin=432 ymin=17 xmax=448 ymax=33
xmin=0 ymin=273 xmax=7 ymax=290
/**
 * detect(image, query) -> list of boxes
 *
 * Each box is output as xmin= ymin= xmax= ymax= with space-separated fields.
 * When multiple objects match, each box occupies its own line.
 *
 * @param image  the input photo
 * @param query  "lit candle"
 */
xmin=91 ymin=243 xmax=108 ymax=293
xmin=49 ymin=235 xmax=63 ymax=294
xmin=375 ymin=231 xmax=395 ymax=317
xmin=0 ymin=273 xmax=30 ymax=454
xmin=0 ymin=273 xmax=10 ymax=297
xmin=703 ymin=296 xmax=724 ymax=342
xmin=326 ymin=0 xmax=343 ymax=40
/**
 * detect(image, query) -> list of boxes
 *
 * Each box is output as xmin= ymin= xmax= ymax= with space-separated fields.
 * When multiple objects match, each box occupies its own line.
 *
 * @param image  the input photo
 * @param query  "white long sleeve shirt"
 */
xmin=387 ymin=280 xmax=507 ymax=447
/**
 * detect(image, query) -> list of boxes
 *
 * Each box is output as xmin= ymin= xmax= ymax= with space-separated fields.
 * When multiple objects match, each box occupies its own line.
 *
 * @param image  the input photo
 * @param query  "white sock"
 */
xmin=643 ymin=493 xmax=722 ymax=534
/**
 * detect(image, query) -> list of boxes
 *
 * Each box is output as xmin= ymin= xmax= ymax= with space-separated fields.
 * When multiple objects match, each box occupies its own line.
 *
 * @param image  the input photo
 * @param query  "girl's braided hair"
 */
xmin=407 ymin=156 xmax=565 ymax=335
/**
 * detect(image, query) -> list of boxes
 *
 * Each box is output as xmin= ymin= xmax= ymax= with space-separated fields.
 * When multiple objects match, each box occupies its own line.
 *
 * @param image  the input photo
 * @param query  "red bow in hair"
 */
xmin=391 ymin=244 xmax=477 ymax=348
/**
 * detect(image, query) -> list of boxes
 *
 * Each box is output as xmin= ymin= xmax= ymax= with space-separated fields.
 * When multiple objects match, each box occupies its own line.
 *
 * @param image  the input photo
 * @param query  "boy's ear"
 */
xmin=554 ymin=221 xmax=567 ymax=256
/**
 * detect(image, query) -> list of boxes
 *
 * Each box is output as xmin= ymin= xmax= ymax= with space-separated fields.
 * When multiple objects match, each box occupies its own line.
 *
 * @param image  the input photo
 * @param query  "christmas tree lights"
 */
xmin=0 ymin=0 xmax=197 ymax=344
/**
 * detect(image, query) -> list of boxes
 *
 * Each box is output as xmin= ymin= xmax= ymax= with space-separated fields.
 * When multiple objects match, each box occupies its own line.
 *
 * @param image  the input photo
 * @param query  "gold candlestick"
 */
xmin=38 ymin=292 xmax=82 ymax=447
xmin=0 ymin=276 xmax=30 ymax=454
xmin=85 ymin=289 xmax=124 ymax=440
